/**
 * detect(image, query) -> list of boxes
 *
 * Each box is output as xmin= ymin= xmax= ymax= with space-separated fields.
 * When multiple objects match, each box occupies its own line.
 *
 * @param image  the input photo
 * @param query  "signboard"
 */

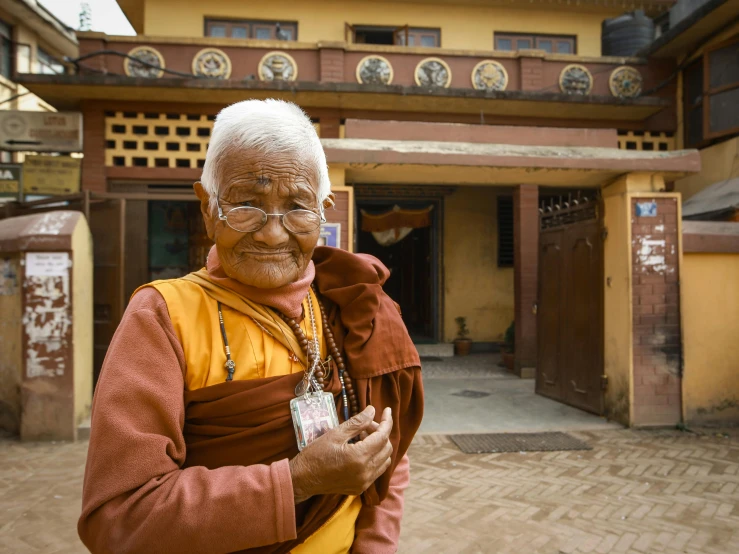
xmin=319 ymin=223 xmax=341 ymax=249
xmin=0 ymin=163 xmax=22 ymax=195
xmin=25 ymin=252 xmax=70 ymax=277
xmin=0 ymin=111 xmax=82 ymax=152
xmin=23 ymin=155 xmax=81 ymax=195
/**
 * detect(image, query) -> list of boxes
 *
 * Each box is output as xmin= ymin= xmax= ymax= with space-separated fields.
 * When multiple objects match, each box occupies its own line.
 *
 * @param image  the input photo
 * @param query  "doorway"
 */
xmin=357 ymin=199 xmax=440 ymax=342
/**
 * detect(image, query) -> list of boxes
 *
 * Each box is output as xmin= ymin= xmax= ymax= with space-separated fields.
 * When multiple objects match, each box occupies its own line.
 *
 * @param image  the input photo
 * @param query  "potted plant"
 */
xmin=453 ymin=316 xmax=472 ymax=356
xmin=501 ymin=321 xmax=515 ymax=371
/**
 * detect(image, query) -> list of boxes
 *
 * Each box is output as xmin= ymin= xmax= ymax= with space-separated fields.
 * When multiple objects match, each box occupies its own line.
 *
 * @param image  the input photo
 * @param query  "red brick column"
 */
xmin=514 ymin=184 xmax=539 ymax=378
xmin=319 ymin=46 xmax=344 ymax=83
xmin=81 ymin=103 xmax=106 ymax=193
xmin=631 ymin=196 xmax=681 ymax=426
xmin=519 ymin=55 xmax=544 ymax=91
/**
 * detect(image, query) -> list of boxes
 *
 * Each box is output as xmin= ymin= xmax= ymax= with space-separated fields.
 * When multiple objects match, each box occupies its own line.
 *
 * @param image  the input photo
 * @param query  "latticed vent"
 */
xmin=105 ymin=112 xmax=214 ymax=169
xmin=617 ymin=130 xmax=676 ymax=151
xmin=105 ymin=112 xmax=323 ymax=169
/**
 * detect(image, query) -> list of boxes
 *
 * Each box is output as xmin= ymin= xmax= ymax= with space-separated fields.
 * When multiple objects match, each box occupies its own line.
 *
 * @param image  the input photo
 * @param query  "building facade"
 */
xmin=13 ymin=0 xmax=738 ymax=427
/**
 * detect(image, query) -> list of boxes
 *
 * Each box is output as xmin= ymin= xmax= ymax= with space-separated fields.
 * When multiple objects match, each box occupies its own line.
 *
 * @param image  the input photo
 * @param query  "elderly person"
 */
xmin=78 ymin=100 xmax=423 ymax=553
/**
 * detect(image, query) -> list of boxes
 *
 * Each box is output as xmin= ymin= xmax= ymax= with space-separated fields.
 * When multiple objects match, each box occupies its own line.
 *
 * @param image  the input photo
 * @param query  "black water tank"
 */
xmin=602 ymin=10 xmax=655 ymax=57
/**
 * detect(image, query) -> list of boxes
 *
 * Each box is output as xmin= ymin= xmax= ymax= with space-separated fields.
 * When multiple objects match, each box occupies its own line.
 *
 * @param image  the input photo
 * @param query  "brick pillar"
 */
xmin=631 ymin=196 xmax=682 ymax=426
xmin=319 ymin=44 xmax=344 ymax=83
xmin=519 ymin=53 xmax=545 ymax=91
xmin=513 ymin=184 xmax=539 ymax=378
xmin=81 ymin=103 xmax=106 ymax=193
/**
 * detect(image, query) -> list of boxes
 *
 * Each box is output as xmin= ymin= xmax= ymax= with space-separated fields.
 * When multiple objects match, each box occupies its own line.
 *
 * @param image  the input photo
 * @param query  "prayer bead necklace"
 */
xmin=278 ymin=288 xmax=359 ymax=419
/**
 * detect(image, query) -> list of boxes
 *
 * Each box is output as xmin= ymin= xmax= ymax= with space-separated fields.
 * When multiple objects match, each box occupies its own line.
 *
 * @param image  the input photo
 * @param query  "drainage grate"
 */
xmin=449 ymin=432 xmax=592 ymax=453
xmin=420 ymin=356 xmax=444 ymax=362
xmin=451 ymin=390 xmax=491 ymax=399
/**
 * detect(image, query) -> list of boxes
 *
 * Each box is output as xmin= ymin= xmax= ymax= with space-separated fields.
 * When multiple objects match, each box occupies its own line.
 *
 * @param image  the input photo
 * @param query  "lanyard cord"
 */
xmin=217 ymin=302 xmax=236 ymax=381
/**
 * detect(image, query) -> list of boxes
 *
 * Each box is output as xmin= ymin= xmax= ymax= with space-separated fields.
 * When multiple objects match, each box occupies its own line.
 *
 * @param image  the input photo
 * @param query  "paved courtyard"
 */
xmin=1 ymin=355 xmax=738 ymax=553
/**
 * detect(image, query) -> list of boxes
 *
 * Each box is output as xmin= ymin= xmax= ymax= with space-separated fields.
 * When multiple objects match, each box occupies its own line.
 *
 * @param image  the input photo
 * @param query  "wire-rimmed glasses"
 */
xmin=217 ymin=200 xmax=325 ymax=235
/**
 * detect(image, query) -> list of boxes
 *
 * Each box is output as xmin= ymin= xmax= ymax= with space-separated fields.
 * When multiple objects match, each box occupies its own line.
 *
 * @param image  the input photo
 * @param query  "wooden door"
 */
xmin=88 ymin=198 xmax=125 ymax=384
xmin=536 ymin=198 xmax=604 ymax=415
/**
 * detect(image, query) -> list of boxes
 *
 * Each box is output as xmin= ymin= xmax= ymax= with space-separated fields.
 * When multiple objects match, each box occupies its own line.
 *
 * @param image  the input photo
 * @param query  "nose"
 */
xmin=251 ymin=214 xmax=290 ymax=247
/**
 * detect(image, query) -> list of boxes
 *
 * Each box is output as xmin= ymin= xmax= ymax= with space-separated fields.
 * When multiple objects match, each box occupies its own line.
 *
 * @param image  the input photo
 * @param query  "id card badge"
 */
xmin=290 ymin=391 xmax=340 ymax=451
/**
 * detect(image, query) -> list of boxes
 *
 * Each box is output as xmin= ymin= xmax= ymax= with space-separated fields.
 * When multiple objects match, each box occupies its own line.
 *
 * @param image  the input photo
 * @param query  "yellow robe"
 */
xmin=151 ymin=279 xmax=362 ymax=553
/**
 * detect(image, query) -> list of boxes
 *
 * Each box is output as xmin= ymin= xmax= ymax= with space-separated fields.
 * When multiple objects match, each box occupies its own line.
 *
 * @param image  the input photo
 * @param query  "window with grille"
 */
xmin=1 ymin=19 xmax=11 ymax=79
xmin=205 ymin=19 xmax=297 ymax=40
xmin=495 ymin=33 xmax=576 ymax=54
xmin=497 ymin=196 xmax=514 ymax=268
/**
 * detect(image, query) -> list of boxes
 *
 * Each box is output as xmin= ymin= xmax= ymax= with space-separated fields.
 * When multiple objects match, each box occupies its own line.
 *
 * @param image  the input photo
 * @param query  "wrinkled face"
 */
xmin=195 ymin=147 xmax=330 ymax=289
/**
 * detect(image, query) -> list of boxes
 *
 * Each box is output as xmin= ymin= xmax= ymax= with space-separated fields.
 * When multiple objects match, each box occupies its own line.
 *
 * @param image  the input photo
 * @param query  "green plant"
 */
xmin=454 ymin=316 xmax=470 ymax=340
xmin=503 ymin=321 xmax=515 ymax=352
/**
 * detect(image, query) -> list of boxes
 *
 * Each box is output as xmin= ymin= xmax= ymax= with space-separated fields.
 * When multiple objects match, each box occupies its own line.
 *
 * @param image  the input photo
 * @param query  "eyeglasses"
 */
xmin=217 ymin=200 xmax=325 ymax=234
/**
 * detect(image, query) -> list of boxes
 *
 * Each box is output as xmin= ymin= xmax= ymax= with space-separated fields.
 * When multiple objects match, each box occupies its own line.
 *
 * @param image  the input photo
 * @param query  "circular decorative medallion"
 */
xmin=192 ymin=48 xmax=232 ymax=79
xmin=559 ymin=64 xmax=593 ymax=95
xmin=124 ymin=46 xmax=165 ymax=78
xmin=471 ymin=60 xmax=508 ymax=92
xmin=258 ymin=51 xmax=298 ymax=82
xmin=356 ymin=55 xmax=393 ymax=85
xmin=414 ymin=57 xmax=452 ymax=88
xmin=609 ymin=66 xmax=643 ymax=98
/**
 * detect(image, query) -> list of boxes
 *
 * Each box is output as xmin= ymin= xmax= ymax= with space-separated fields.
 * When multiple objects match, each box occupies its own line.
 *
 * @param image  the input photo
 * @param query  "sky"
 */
xmin=40 ymin=0 xmax=135 ymax=35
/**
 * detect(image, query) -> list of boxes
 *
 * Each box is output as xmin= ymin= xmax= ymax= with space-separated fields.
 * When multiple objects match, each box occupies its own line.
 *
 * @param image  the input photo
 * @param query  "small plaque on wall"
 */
xmin=635 ymin=201 xmax=657 ymax=217
xmin=319 ymin=223 xmax=341 ymax=249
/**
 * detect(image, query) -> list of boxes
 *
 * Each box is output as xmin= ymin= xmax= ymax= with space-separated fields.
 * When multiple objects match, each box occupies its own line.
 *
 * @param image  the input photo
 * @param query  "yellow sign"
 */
xmin=0 ymin=164 xmax=21 ymax=194
xmin=23 ymin=155 xmax=81 ymax=195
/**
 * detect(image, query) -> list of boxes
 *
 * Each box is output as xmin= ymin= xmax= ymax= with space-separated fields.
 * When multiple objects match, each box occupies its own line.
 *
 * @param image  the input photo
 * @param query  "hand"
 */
xmin=289 ymin=406 xmax=393 ymax=503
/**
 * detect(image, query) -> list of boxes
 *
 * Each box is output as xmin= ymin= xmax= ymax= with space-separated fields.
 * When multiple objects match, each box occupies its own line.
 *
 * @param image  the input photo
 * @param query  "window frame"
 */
xmin=346 ymin=23 xmax=440 ymax=47
xmin=37 ymin=47 xmax=64 ymax=75
xmin=702 ymin=35 xmax=739 ymax=142
xmin=0 ymin=18 xmax=13 ymax=80
xmin=494 ymin=32 xmax=577 ymax=55
xmin=204 ymin=18 xmax=298 ymax=41
xmin=496 ymin=195 xmax=514 ymax=268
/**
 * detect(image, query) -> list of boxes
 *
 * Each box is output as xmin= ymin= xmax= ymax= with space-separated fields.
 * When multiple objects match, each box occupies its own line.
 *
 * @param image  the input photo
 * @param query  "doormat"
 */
xmin=451 ymin=390 xmax=491 ymax=399
xmin=449 ymin=432 xmax=592 ymax=454
xmin=420 ymin=356 xmax=444 ymax=362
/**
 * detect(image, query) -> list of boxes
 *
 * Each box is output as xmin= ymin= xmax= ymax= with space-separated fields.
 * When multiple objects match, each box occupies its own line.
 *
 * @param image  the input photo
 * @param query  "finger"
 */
xmin=355 ymin=411 xmax=393 ymax=455
xmin=336 ymin=405 xmax=376 ymax=441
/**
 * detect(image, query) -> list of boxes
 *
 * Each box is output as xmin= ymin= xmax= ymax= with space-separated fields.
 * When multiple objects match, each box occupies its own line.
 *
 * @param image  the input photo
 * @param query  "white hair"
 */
xmin=201 ymin=99 xmax=331 ymax=212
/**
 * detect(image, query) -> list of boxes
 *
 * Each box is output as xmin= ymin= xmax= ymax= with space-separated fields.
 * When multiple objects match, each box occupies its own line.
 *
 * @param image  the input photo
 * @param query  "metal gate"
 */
xmin=536 ymin=194 xmax=604 ymax=415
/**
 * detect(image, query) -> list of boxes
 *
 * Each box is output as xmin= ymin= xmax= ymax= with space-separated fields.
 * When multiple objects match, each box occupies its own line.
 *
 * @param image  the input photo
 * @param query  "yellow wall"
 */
xmin=142 ymin=0 xmax=619 ymax=56
xmin=682 ymin=252 xmax=739 ymax=425
xmin=72 ymin=218 xmax=94 ymax=429
xmin=0 ymin=255 xmax=22 ymax=434
xmin=675 ymin=137 xmax=739 ymax=201
xmin=443 ymin=187 xmax=514 ymax=343
xmin=602 ymin=177 xmax=633 ymax=426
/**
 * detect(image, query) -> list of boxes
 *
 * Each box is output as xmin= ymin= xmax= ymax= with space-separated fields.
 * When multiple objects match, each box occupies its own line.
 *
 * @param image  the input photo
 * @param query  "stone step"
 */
xmin=414 ymin=343 xmax=454 ymax=358
xmin=77 ymin=416 xmax=91 ymax=441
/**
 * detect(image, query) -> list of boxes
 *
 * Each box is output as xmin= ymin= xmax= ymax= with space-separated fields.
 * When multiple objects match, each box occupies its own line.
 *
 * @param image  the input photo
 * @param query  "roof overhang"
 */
xmin=116 ymin=0 xmax=144 ymax=35
xmin=322 ymin=138 xmax=701 ymax=187
xmin=4 ymin=0 xmax=78 ymax=56
xmin=16 ymin=74 xmax=669 ymax=123
xmin=641 ymin=0 xmax=737 ymax=58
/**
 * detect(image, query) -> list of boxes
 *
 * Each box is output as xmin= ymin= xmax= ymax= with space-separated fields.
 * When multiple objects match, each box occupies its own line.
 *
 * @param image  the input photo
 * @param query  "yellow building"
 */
xmin=14 ymin=0 xmax=739 ymax=427
xmin=0 ymin=0 xmax=78 ymax=162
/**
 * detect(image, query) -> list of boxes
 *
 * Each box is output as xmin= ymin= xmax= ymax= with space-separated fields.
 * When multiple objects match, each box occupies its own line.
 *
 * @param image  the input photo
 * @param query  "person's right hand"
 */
xmin=288 ymin=405 xmax=393 ymax=503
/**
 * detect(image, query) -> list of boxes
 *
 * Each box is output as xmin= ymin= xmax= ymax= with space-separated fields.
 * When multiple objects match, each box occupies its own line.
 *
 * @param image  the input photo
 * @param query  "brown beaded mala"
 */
xmin=278 ymin=287 xmax=359 ymax=420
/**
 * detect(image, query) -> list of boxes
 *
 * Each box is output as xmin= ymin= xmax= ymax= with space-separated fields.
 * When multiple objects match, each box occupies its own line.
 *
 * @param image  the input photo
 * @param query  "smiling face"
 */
xmin=195 ymin=147 xmax=330 ymax=289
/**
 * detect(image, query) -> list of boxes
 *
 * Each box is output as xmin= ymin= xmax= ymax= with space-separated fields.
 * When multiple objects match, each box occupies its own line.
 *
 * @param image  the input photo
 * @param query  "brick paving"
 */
xmin=2 ymin=427 xmax=738 ymax=553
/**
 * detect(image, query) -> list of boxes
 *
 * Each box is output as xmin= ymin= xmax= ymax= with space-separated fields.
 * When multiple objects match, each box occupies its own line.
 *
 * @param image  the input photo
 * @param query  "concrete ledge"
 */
xmin=683 ymin=221 xmax=739 ymax=254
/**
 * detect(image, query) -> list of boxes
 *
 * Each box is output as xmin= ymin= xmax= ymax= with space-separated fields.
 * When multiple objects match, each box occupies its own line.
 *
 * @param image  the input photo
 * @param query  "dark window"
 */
xmin=37 ymin=48 xmax=64 ymax=75
xmin=205 ymin=19 xmax=297 ymax=40
xmin=1 ymin=19 xmax=12 ymax=79
xmin=497 ymin=196 xmax=514 ymax=268
xmin=683 ymin=37 xmax=739 ymax=147
xmin=495 ymin=33 xmax=577 ymax=54
xmin=348 ymin=25 xmax=440 ymax=47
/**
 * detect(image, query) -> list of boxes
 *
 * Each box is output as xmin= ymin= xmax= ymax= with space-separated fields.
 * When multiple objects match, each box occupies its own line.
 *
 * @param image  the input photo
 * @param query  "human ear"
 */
xmin=194 ymin=181 xmax=216 ymax=240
